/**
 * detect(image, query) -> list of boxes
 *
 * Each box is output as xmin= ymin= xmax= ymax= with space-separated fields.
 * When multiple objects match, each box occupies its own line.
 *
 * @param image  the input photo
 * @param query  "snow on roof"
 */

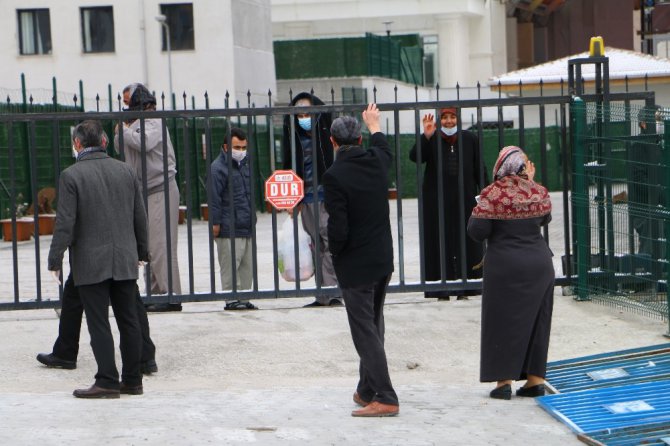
xmin=488 ymin=47 xmax=670 ymax=87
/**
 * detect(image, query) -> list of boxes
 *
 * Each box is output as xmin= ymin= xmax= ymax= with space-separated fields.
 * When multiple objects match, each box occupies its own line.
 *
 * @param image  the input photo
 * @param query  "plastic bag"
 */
xmin=277 ymin=216 xmax=314 ymax=282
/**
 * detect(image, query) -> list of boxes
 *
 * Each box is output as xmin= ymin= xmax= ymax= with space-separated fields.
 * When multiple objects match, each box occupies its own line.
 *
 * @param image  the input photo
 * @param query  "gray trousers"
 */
xmin=215 ymin=237 xmax=253 ymax=291
xmin=146 ymin=180 xmax=182 ymax=295
xmin=342 ymin=274 xmax=398 ymax=405
xmin=300 ymin=201 xmax=339 ymax=304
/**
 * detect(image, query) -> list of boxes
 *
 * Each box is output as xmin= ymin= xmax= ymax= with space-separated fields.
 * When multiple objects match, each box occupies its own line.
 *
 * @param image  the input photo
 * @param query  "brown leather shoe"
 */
xmin=351 ymin=401 xmax=399 ymax=417
xmin=73 ymin=384 xmax=120 ymax=399
xmin=120 ymin=383 xmax=143 ymax=395
xmin=353 ymin=392 xmax=370 ymax=407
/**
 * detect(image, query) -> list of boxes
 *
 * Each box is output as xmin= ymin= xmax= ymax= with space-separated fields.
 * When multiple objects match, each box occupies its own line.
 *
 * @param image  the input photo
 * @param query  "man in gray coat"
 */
xmin=48 ymin=120 xmax=149 ymax=398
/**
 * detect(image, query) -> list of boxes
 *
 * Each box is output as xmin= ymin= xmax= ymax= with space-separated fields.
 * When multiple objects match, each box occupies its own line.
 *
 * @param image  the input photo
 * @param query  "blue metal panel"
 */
xmin=537 ymin=380 xmax=670 ymax=434
xmin=578 ymin=421 xmax=670 ymax=446
xmin=546 ymin=344 xmax=670 ymax=393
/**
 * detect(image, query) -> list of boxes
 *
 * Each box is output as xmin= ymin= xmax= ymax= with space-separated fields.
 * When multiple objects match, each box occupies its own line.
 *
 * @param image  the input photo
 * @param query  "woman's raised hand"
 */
xmin=423 ymin=113 xmax=437 ymax=139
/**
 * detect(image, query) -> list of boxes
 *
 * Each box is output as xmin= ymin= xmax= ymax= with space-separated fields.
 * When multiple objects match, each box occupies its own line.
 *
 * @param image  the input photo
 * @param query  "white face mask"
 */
xmin=441 ymin=126 xmax=457 ymax=136
xmin=231 ymin=149 xmax=247 ymax=162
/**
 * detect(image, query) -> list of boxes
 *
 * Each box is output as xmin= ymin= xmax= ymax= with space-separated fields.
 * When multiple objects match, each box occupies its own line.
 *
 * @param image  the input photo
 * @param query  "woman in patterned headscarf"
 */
xmin=467 ymin=146 xmax=554 ymax=400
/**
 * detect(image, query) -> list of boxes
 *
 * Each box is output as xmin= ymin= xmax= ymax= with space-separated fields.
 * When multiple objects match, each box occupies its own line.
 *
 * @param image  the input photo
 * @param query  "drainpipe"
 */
xmin=139 ymin=0 xmax=149 ymax=85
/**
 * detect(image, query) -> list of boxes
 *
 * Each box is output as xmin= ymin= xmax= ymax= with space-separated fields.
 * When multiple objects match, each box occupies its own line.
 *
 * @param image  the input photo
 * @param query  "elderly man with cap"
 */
xmin=115 ymin=83 xmax=182 ymax=311
xmin=282 ymin=92 xmax=342 ymax=307
xmin=322 ymin=103 xmax=399 ymax=417
xmin=409 ymin=107 xmax=487 ymax=301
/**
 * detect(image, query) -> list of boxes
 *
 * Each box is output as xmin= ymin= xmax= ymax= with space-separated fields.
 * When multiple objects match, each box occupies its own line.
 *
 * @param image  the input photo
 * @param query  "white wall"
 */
xmin=0 ymin=0 xmax=276 ymax=109
xmin=271 ymin=0 xmax=508 ymax=89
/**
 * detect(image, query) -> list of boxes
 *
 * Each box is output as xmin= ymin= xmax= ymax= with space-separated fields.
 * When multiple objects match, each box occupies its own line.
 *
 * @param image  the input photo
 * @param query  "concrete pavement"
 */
xmin=1 ymin=193 xmax=668 ymax=445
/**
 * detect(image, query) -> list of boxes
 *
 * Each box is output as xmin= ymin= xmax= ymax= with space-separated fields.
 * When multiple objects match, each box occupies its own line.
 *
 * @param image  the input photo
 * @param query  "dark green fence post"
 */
xmin=572 ymin=98 xmax=590 ymax=301
xmin=108 ymin=84 xmax=113 ymax=112
xmin=52 ymin=77 xmax=58 ymax=112
xmin=79 ymin=80 xmax=84 ymax=111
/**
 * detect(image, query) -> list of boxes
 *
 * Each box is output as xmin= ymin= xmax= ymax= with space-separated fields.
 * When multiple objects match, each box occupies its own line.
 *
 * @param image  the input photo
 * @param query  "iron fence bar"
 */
xmin=7 ymin=120 xmax=20 ymax=302
xmin=560 ymin=102 xmax=572 ymax=279
xmin=138 ymin=118 xmax=151 ymax=299
xmin=248 ymin=108 xmax=259 ymax=294
xmin=204 ymin=115 xmax=216 ymax=294
xmin=288 ymin=98 xmax=301 ymax=295
xmin=181 ymin=113 xmax=195 ymax=295
xmin=392 ymin=97 xmax=405 ymax=285
xmin=572 ymin=98 xmax=590 ymax=300
xmin=309 ymin=90 xmax=322 ymax=299
xmin=160 ymin=118 xmax=174 ymax=297
xmin=0 ymin=96 xmax=579 ymax=123
xmin=539 ymin=103 xmax=549 ymax=242
xmin=226 ymin=115 xmax=238 ymax=293
xmin=414 ymin=105 xmax=426 ymax=284
xmin=456 ymin=108 xmax=467 ymax=284
xmin=266 ymin=93 xmax=280 ymax=299
xmin=435 ymin=102 xmax=447 ymax=284
xmin=28 ymin=120 xmax=42 ymax=302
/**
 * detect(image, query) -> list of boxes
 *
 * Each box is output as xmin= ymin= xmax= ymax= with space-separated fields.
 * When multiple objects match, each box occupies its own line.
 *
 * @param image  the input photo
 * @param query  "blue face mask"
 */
xmin=298 ymin=117 xmax=312 ymax=131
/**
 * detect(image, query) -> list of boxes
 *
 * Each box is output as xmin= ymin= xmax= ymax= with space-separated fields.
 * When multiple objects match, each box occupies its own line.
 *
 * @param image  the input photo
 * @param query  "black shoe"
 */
xmin=73 ymin=384 xmax=120 ymax=399
xmin=141 ymin=359 xmax=158 ymax=375
xmin=425 ymin=291 xmax=450 ymax=299
xmin=516 ymin=384 xmax=545 ymax=397
xmin=225 ymin=300 xmax=258 ymax=311
xmin=120 ymin=382 xmax=144 ymax=395
xmin=145 ymin=303 xmax=182 ymax=312
xmin=37 ymin=353 xmax=76 ymax=370
xmin=328 ymin=299 xmax=343 ymax=307
xmin=489 ymin=384 xmax=512 ymax=400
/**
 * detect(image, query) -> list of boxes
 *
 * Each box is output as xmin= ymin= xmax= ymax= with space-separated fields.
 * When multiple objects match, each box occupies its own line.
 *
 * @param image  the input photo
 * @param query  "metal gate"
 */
xmin=0 ymin=71 xmax=662 ymax=314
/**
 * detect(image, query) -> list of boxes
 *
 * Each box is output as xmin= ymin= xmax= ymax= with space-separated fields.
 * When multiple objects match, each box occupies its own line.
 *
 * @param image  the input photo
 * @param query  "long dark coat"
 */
xmin=467 ymin=215 xmax=555 ymax=382
xmin=410 ymin=130 xmax=486 ymax=282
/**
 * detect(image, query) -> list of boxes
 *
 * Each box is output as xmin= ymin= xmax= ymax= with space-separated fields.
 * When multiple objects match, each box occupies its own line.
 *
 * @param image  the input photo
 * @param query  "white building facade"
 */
xmin=0 ymin=0 xmax=276 ymax=109
xmin=271 ymin=0 xmax=509 ymax=92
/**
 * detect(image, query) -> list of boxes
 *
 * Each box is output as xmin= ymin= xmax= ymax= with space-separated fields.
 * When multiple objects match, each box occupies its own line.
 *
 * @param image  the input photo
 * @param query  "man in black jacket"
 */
xmin=322 ymin=104 xmax=399 ymax=417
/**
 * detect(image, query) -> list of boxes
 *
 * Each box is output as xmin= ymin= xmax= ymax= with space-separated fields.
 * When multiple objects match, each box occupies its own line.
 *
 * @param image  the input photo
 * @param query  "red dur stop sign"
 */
xmin=264 ymin=170 xmax=304 ymax=210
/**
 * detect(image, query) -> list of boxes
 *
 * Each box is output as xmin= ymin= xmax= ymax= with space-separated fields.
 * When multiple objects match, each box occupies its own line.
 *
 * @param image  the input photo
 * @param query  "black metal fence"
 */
xmin=1 ymin=81 xmax=659 ymax=313
xmin=0 ymin=85 xmax=577 ymax=311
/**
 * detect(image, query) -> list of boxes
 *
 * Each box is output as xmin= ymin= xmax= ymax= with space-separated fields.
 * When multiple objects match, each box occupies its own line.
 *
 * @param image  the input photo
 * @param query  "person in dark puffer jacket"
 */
xmin=209 ymin=127 xmax=257 ymax=310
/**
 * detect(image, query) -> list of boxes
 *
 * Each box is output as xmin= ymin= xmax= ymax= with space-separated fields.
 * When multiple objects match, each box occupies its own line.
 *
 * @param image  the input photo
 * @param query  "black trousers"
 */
xmin=79 ymin=279 xmax=142 ymax=389
xmin=52 ymin=273 xmax=155 ymax=364
xmin=341 ymin=274 xmax=398 ymax=405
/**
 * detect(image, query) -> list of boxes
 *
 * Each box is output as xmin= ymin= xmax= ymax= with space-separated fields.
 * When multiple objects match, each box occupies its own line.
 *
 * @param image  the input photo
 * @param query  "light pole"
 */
xmin=155 ymin=14 xmax=173 ymax=108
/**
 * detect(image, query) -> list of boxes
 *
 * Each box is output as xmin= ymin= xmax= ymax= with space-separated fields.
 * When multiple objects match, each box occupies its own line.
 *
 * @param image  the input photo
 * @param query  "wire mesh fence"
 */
xmin=571 ymin=100 xmax=669 ymax=320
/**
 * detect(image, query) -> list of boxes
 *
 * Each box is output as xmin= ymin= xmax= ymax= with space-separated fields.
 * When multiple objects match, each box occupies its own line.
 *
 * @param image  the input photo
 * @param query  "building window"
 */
xmin=80 ymin=6 xmax=115 ymax=53
xmin=422 ymin=35 xmax=438 ymax=87
xmin=17 ymin=9 xmax=52 ymax=55
xmin=159 ymin=3 xmax=195 ymax=51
